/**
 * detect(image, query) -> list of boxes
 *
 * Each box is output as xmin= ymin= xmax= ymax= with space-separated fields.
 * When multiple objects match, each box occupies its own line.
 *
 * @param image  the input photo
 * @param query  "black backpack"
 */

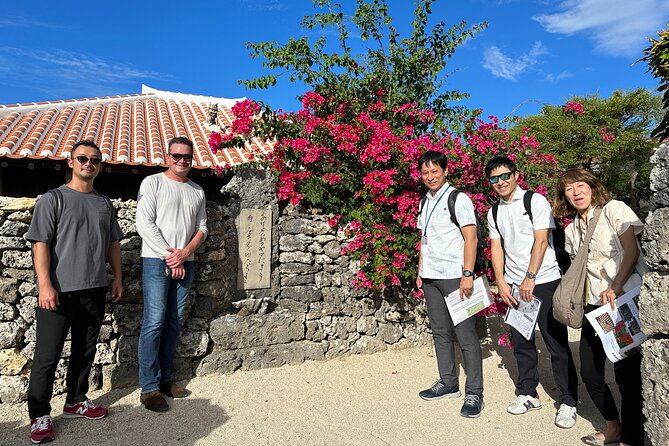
xmin=420 ymin=189 xmax=487 ymax=273
xmin=491 ymin=190 xmax=571 ymax=274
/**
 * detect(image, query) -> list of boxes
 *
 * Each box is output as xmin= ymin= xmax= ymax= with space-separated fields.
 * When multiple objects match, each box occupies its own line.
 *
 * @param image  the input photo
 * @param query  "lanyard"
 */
xmin=422 ymin=185 xmax=450 ymax=235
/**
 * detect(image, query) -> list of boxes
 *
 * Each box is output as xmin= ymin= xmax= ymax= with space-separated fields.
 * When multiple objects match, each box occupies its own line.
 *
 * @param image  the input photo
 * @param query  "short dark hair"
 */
xmin=168 ymin=136 xmax=194 ymax=154
xmin=417 ymin=150 xmax=447 ymax=171
xmin=553 ymin=168 xmax=611 ymax=217
xmin=485 ymin=155 xmax=516 ymax=178
xmin=72 ymin=139 xmax=102 ymax=158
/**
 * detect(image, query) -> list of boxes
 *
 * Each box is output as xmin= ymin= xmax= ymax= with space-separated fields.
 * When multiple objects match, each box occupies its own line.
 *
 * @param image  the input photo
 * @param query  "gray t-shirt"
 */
xmin=26 ymin=185 xmax=123 ymax=293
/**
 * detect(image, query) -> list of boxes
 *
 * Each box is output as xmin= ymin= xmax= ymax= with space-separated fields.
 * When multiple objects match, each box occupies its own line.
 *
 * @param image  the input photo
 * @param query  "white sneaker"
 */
xmin=554 ymin=403 xmax=577 ymax=429
xmin=506 ymin=394 xmax=542 ymax=415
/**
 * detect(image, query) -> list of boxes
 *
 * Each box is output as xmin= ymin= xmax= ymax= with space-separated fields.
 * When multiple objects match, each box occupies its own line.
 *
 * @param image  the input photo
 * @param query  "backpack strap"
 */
xmin=523 ymin=190 xmax=534 ymax=223
xmin=492 ymin=200 xmax=500 ymax=234
xmin=47 ymin=188 xmax=64 ymax=226
xmin=447 ymin=189 xmax=462 ymax=228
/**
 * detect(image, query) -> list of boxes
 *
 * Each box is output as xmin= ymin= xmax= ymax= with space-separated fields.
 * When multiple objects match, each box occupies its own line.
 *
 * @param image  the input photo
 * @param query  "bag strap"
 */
xmin=523 ymin=190 xmax=534 ymax=223
xmin=447 ymin=189 xmax=462 ymax=228
xmin=580 ymin=207 xmax=603 ymax=248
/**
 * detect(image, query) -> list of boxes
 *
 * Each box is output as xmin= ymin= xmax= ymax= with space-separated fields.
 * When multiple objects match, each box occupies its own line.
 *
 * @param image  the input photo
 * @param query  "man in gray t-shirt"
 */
xmin=25 ymin=140 xmax=123 ymax=445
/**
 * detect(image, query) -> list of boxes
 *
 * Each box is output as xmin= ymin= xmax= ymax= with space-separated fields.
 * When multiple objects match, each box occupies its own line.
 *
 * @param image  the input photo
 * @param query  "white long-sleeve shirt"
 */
xmin=136 ymin=173 xmax=208 ymax=260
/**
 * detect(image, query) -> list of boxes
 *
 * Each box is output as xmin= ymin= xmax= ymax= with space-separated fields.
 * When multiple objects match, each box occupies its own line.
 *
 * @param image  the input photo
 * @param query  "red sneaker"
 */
xmin=30 ymin=415 xmax=55 ymax=444
xmin=62 ymin=399 xmax=108 ymax=420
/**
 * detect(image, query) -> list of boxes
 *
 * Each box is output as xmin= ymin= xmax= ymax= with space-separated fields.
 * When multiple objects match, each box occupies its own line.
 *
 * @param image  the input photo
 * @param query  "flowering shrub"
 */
xmin=209 ymin=93 xmax=558 ymax=322
xmin=562 ymin=101 xmax=584 ymax=115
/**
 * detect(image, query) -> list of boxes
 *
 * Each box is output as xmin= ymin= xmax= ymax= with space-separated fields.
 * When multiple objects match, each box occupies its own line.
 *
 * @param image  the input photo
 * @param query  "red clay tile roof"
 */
xmin=0 ymin=85 xmax=273 ymax=169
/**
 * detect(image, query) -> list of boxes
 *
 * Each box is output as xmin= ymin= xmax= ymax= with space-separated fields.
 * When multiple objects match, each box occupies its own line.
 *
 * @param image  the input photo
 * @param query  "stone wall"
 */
xmin=0 ymin=170 xmax=429 ymax=404
xmin=640 ymin=142 xmax=669 ymax=446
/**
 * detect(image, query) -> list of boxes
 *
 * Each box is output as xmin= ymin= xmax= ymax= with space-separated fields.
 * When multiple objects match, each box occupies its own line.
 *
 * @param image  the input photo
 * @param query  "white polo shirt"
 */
xmin=486 ymin=187 xmax=561 ymax=285
xmin=417 ymin=183 xmax=477 ymax=280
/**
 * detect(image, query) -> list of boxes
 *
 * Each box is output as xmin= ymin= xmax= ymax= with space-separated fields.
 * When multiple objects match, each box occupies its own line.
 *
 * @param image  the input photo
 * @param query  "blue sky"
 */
xmin=1 ymin=0 xmax=668 ymax=120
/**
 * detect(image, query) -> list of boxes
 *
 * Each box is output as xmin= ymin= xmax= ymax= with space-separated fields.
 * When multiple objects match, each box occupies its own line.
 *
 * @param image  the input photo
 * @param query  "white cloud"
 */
xmin=482 ymin=41 xmax=548 ymax=81
xmin=533 ymin=0 xmax=669 ymax=57
xmin=0 ymin=47 xmax=165 ymax=98
xmin=545 ymin=71 xmax=572 ymax=82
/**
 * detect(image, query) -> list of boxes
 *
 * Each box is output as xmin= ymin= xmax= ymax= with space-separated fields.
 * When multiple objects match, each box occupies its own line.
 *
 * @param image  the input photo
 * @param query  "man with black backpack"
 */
xmin=25 ymin=140 xmax=123 ymax=444
xmin=485 ymin=155 xmax=578 ymax=429
xmin=416 ymin=150 xmax=484 ymax=419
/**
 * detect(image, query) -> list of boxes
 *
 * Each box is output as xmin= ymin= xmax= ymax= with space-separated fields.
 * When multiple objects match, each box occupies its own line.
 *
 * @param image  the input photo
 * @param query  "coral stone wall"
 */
xmin=0 ymin=170 xmax=429 ymax=404
xmin=640 ymin=143 xmax=669 ymax=446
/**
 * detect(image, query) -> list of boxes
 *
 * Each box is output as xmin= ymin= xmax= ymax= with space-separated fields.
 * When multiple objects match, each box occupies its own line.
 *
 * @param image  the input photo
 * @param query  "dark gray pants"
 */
xmin=423 ymin=278 xmax=483 ymax=396
xmin=510 ymin=279 xmax=578 ymax=407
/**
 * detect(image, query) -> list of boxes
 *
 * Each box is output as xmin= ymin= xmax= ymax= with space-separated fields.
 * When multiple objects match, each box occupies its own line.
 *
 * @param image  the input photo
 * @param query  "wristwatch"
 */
xmin=463 ymin=270 xmax=474 ymax=277
xmin=526 ymin=271 xmax=537 ymax=280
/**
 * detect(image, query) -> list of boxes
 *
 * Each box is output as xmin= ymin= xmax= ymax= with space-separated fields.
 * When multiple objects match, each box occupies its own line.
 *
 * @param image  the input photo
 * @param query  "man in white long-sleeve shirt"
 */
xmin=136 ymin=136 xmax=208 ymax=412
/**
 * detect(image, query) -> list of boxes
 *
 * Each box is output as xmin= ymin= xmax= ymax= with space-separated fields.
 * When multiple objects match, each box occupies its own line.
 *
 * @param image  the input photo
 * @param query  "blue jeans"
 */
xmin=138 ymin=257 xmax=195 ymax=393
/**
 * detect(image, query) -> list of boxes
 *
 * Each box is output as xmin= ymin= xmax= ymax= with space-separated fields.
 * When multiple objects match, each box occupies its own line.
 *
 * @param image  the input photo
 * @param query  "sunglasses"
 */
xmin=74 ymin=155 xmax=102 ymax=165
xmin=488 ymin=171 xmax=515 ymax=184
xmin=169 ymin=153 xmax=193 ymax=163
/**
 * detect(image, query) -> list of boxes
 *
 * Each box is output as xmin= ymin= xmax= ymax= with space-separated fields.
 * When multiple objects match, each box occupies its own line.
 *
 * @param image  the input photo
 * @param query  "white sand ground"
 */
xmin=0 ymin=328 xmax=638 ymax=446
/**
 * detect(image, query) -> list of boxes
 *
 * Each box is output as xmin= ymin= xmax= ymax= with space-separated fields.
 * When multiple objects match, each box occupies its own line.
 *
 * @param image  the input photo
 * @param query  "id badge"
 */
xmin=422 ymin=234 xmax=427 ymax=245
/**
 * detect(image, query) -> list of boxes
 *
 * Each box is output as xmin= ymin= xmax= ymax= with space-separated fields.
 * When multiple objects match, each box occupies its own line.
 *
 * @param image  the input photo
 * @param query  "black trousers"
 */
xmin=511 ymin=279 xmax=578 ymax=406
xmin=27 ymin=287 xmax=106 ymax=419
xmin=580 ymin=305 xmax=645 ymax=445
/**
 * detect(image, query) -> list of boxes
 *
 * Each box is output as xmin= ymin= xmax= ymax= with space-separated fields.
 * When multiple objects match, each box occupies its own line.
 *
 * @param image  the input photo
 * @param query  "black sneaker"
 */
xmin=418 ymin=379 xmax=461 ymax=400
xmin=460 ymin=394 xmax=484 ymax=418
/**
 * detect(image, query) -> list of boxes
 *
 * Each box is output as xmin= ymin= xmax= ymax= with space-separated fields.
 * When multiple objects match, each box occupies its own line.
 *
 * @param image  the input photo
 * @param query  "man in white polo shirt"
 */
xmin=416 ymin=150 xmax=484 ymax=418
xmin=485 ymin=155 xmax=578 ymax=429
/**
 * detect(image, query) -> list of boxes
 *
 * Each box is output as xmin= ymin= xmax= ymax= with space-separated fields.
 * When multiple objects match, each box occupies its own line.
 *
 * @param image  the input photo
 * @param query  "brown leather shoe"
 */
xmin=160 ymin=381 xmax=191 ymax=398
xmin=140 ymin=390 xmax=169 ymax=412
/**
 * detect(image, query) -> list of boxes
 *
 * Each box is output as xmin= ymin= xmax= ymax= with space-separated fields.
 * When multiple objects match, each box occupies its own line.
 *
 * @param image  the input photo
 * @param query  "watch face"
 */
xmin=463 ymin=270 xmax=473 ymax=277
xmin=526 ymin=272 xmax=536 ymax=279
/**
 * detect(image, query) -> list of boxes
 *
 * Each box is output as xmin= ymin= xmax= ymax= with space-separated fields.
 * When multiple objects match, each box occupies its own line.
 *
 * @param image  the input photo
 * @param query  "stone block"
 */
xmin=209 ymin=311 xmax=305 ymax=349
xmin=121 ymin=249 xmax=140 ymax=265
xmin=196 ymin=249 xmax=226 ymax=262
xmin=204 ymin=234 xmax=225 ymax=251
xmin=194 ymin=279 xmax=225 ymax=298
xmin=0 ymin=374 xmax=28 ymax=403
xmin=0 ymin=348 xmax=29 ymax=375
xmin=279 ymin=234 xmax=310 ymax=252
xmin=280 ymin=274 xmax=315 ymax=287
xmin=356 ymin=316 xmax=378 ymax=336
xmin=7 ymin=210 xmax=32 ymax=222
xmin=2 ymin=269 xmax=33 ymax=281
xmin=195 ymin=348 xmax=242 ymax=375
xmin=0 ymin=302 xmax=17 ymax=321
xmin=281 ymin=285 xmax=321 ymax=303
xmin=241 ymin=341 xmax=324 ymax=370
xmin=324 ymin=240 xmax=342 ymax=259
xmin=305 ymin=320 xmax=325 ymax=342
xmin=117 ymin=220 xmax=136 ymax=236
xmin=111 ymin=304 xmax=143 ymax=335
xmin=279 ymin=262 xmax=320 ymax=275
xmin=94 ymin=343 xmax=115 ymax=365
xmin=641 ymin=338 xmax=669 ymax=446
xmin=116 ymin=335 xmax=139 ymax=363
xmin=98 ymin=325 xmax=113 ymax=342
xmin=0 ymin=236 xmax=28 ymax=249
xmin=640 ymin=272 xmax=669 ymax=335
xmin=176 ymin=330 xmax=209 ymax=357
xmin=102 ymin=361 xmax=138 ymax=391
xmin=0 ymin=220 xmax=29 ymax=236
xmin=377 ymin=323 xmax=404 ymax=344
xmin=194 ymin=261 xmax=225 ymax=282
xmin=121 ymin=279 xmax=143 ymax=303
xmin=18 ymin=281 xmax=36 ymax=297
xmin=278 ymin=299 xmax=309 ymax=313
xmin=350 ymin=335 xmax=388 ymax=354
xmin=642 ymin=208 xmax=669 ymax=271
xmin=119 ymin=236 xmax=141 ymax=251
xmin=0 ymin=321 xmax=25 ymax=348
xmin=307 ymin=242 xmax=324 ymax=254
xmin=0 ymin=278 xmax=19 ymax=303
xmin=279 ymin=251 xmax=314 ymax=264
xmin=0 ymin=197 xmax=35 ymax=212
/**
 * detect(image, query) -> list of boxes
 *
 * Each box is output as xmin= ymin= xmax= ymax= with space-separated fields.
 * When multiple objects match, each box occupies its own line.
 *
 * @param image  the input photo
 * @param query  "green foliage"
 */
xmin=509 ymin=89 xmax=662 ymax=206
xmin=241 ymin=0 xmax=487 ymax=133
xmin=641 ymin=24 xmax=669 ymax=141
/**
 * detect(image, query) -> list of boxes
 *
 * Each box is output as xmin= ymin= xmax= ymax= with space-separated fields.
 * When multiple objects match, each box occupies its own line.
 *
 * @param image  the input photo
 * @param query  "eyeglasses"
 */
xmin=488 ymin=171 xmax=515 ymax=184
xmin=169 ymin=153 xmax=193 ymax=163
xmin=74 ymin=155 xmax=102 ymax=166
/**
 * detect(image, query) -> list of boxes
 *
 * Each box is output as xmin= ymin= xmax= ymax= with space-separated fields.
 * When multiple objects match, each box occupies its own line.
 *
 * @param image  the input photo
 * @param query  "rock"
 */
xmin=324 ymin=241 xmax=342 ymax=259
xmin=94 ymin=343 xmax=115 ymax=365
xmin=0 ymin=321 xmax=24 ymax=348
xmin=278 ymin=299 xmax=309 ymax=313
xmin=641 ymin=338 xmax=669 ymax=446
xmin=0 ymin=348 xmax=29 ymax=375
xmin=206 ymin=204 xmax=223 ymax=223
xmin=97 ymin=325 xmax=113 ymax=342
xmin=111 ymin=304 xmax=143 ymax=335
xmin=16 ymin=296 xmax=37 ymax=324
xmin=240 ymin=341 xmax=324 ymax=370
xmin=121 ymin=250 xmax=140 ymax=265
xmin=176 ymin=330 xmax=209 ymax=357
xmin=2 ymin=268 xmax=34 ymax=281
xmin=116 ymin=335 xmax=139 ymax=363
xmin=307 ymin=242 xmax=324 ymax=254
xmin=0 ymin=375 xmax=28 ymax=403
xmin=356 ymin=316 xmax=378 ymax=336
xmin=101 ymin=361 xmax=138 ymax=391
xmin=194 ymin=280 xmax=225 ymax=298
xmin=305 ymin=320 xmax=325 ymax=342
xmin=281 ymin=285 xmax=321 ymax=303
xmin=119 ymin=236 xmax=142 ymax=251
xmin=7 ymin=210 xmax=32 ymax=222
xmin=640 ymin=272 xmax=669 ymax=336
xmin=209 ymin=311 xmax=304 ymax=349
xmin=350 ymin=335 xmax=388 ymax=354
xmin=185 ymin=317 xmax=209 ymax=332
xmin=279 ymin=263 xmax=320 ymax=275
xmin=0 ymin=220 xmax=29 ymax=236
xmin=195 ymin=348 xmax=242 ymax=375
xmin=377 ymin=323 xmax=404 ymax=344
xmin=642 ymin=208 xmax=669 ymax=271
xmin=281 ymin=274 xmax=315 ymax=287
xmin=278 ymin=251 xmax=314 ymax=264
xmin=18 ymin=281 xmax=36 ymax=297
xmin=117 ymin=219 xmax=136 ymax=236
xmin=194 ymin=261 xmax=225 ymax=281
xmin=0 ymin=197 xmax=36 ymax=212
xmin=279 ymin=234 xmax=310 ymax=252
xmin=0 ymin=278 xmax=19 ymax=303
xmin=196 ymin=249 xmax=225 ymax=262
xmin=0 ymin=302 xmax=17 ymax=321
xmin=0 ymin=236 xmax=28 ymax=249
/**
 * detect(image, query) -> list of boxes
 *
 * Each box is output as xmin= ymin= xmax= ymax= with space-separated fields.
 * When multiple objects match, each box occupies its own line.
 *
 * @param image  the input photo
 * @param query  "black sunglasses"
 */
xmin=169 ymin=153 xmax=193 ymax=163
xmin=489 ymin=171 xmax=515 ymax=184
xmin=74 ymin=155 xmax=102 ymax=165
